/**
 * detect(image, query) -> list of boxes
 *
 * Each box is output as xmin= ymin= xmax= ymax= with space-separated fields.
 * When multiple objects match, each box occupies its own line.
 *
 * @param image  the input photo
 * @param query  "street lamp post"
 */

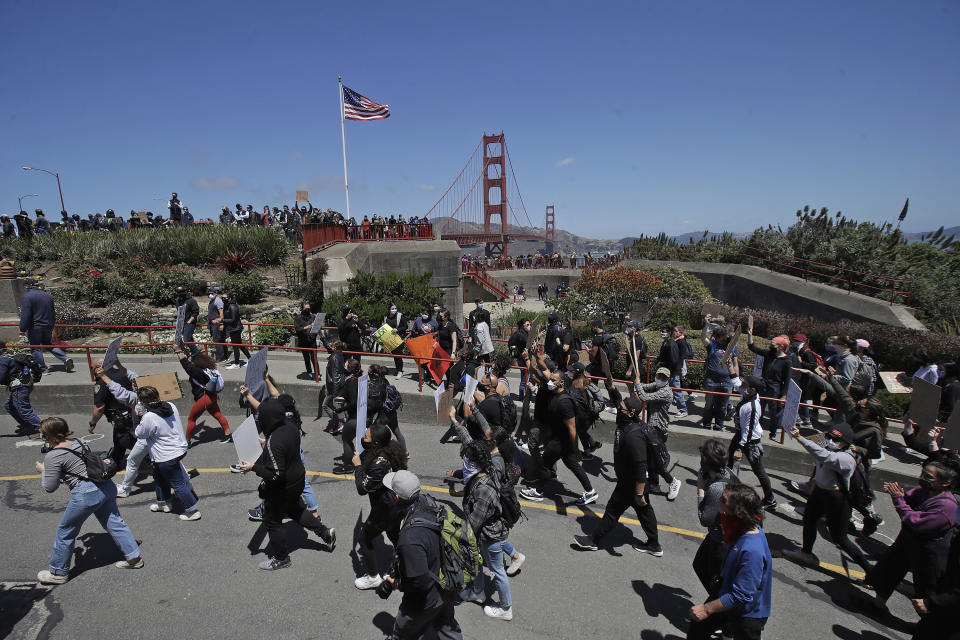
xmin=22 ymin=167 xmax=66 ymax=214
xmin=17 ymin=193 xmax=39 ymax=212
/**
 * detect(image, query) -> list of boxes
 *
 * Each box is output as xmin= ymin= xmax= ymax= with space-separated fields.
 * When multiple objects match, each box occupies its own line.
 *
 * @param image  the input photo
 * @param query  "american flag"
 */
xmin=342 ymin=85 xmax=390 ymax=121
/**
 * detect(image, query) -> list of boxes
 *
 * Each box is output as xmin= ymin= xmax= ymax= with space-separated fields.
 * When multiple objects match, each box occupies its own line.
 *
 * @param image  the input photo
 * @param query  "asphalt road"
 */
xmin=1 ymin=406 xmax=919 ymax=640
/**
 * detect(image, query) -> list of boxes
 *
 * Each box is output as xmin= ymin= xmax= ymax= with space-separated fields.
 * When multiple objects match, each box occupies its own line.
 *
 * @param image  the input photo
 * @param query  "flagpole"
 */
xmin=338 ymin=76 xmax=351 ymax=220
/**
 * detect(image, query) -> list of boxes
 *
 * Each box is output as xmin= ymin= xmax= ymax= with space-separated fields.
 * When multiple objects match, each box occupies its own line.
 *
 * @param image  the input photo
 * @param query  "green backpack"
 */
xmin=404 ymin=494 xmax=483 ymax=592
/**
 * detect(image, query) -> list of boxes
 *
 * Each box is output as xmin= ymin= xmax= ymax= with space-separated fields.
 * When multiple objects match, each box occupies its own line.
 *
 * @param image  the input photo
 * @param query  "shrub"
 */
xmin=61 ymin=268 xmax=140 ymax=307
xmin=220 ymin=270 xmax=265 ymax=305
xmin=255 ymin=314 xmax=295 ymax=347
xmin=642 ymin=265 xmax=713 ymax=301
xmin=100 ymin=300 xmax=153 ymax=328
xmin=50 ymin=296 xmax=96 ymax=340
xmin=216 ymin=249 xmax=258 ymax=273
xmin=142 ymin=265 xmax=208 ymax=306
xmin=323 ymin=271 xmax=444 ymax=326
xmin=573 ymin=266 xmax=661 ymax=313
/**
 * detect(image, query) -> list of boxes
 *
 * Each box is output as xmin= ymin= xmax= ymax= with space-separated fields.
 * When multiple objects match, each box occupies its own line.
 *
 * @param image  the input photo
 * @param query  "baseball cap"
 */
xmin=828 ymin=422 xmax=855 ymax=445
xmin=744 ymin=375 xmax=765 ymax=391
xmin=623 ymin=397 xmax=644 ymax=413
xmin=382 ymin=470 xmax=420 ymax=501
xmin=655 ymin=366 xmax=671 ymax=378
xmin=542 ymin=356 xmax=557 ymax=372
xmin=792 ymin=333 xmax=807 ymax=343
xmin=566 ymin=362 xmax=585 ymax=375
xmin=856 ymin=338 xmax=870 ymax=348
xmin=772 ymin=335 xmax=790 ymax=349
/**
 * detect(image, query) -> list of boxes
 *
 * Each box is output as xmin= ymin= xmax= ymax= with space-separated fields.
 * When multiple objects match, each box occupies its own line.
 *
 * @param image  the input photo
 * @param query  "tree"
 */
xmin=571 ymin=266 xmax=661 ymax=314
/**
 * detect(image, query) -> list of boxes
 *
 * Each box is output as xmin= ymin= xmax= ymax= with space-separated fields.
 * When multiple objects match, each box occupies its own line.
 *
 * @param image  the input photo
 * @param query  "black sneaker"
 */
xmin=321 ymin=527 xmax=337 ymax=550
xmin=761 ymin=498 xmax=778 ymax=511
xmin=572 ymin=535 xmax=598 ymax=551
xmin=258 ymin=557 xmax=291 ymax=571
xmin=248 ymin=506 xmax=263 ymax=521
xmin=633 ymin=542 xmax=663 ymax=557
xmin=588 ymin=441 xmax=603 ymax=452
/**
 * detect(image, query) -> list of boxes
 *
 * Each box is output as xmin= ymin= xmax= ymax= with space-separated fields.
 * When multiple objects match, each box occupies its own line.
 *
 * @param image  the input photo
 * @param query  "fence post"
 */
xmin=86 ymin=347 xmax=94 ymax=382
xmin=247 ymin=322 xmax=253 ymax=346
xmin=313 ymin=349 xmax=321 ymax=383
xmin=146 ymin=327 xmax=155 ymax=355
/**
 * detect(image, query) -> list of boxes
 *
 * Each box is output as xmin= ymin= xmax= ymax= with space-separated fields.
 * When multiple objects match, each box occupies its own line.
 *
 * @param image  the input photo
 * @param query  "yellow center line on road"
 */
xmin=2 ymin=468 xmax=865 ymax=580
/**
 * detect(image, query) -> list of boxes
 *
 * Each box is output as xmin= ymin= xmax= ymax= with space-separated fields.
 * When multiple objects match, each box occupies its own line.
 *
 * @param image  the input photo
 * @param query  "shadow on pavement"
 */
xmin=631 ymin=580 xmax=692 ymax=635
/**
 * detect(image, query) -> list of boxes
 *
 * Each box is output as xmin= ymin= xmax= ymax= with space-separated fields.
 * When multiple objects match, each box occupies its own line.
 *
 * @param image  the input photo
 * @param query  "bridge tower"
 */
xmin=545 ymin=205 xmax=555 ymax=254
xmin=483 ymin=133 xmax=507 ymax=258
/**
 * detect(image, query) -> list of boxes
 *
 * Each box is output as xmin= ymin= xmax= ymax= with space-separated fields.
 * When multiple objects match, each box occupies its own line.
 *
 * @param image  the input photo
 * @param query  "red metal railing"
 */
xmin=462 ymin=270 xmax=509 ymax=299
xmin=301 ymin=222 xmax=434 ymax=253
xmin=628 ymin=243 xmax=912 ymax=305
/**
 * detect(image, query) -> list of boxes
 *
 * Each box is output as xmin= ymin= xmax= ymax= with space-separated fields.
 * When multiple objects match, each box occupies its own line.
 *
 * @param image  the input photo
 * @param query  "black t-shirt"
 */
xmin=548 ymin=392 xmax=576 ymax=441
xmin=437 ymin=320 xmax=459 ymax=355
xmin=397 ymin=511 xmax=443 ymax=609
xmin=477 ymin=394 xmax=503 ymax=427
xmin=765 ymin=355 xmax=792 ymax=396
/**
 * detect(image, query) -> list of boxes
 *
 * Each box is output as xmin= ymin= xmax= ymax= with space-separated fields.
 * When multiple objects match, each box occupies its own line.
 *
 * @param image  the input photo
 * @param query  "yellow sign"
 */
xmin=372 ymin=323 xmax=403 ymax=352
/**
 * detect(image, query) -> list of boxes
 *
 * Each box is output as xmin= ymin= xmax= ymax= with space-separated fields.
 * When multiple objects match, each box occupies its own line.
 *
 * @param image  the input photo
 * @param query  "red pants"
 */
xmin=185 ymin=393 xmax=230 ymax=440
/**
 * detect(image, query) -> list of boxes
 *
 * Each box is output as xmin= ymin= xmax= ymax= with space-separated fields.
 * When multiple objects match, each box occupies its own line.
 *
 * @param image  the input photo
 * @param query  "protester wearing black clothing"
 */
xmin=467 ymin=299 xmax=491 ymax=343
xmin=747 ymin=332 xmax=791 ymax=439
xmin=1 ymin=215 xmax=16 ymax=238
xmin=508 ymin=318 xmax=531 ymax=399
xmin=293 ymin=303 xmax=317 ymax=377
xmin=337 ymin=304 xmax=366 ymax=363
xmin=445 ymin=348 xmax=481 ymax=396
xmin=573 ymin=388 xmax=661 ymax=555
xmin=938 ymin=362 xmax=960 ymax=422
xmin=175 ymin=287 xmax=200 ymax=356
xmin=352 ymin=423 xmax=408 ymax=590
xmin=221 ymin=292 xmax=250 ymax=368
xmin=322 ymin=341 xmax=347 ymax=433
xmin=587 ymin=319 xmax=615 ymax=378
xmin=384 ymin=303 xmax=408 ymax=377
xmin=694 ymin=439 xmax=740 ymax=598
xmin=436 ymin=309 xmax=459 ymax=357
xmin=544 ymin=312 xmax=564 ymax=362
xmin=239 ymin=397 xmax=335 ymax=570
xmin=913 ymin=522 xmax=960 ymax=640
xmin=89 ymin=360 xmax=137 ymax=462
xmin=377 ymin=472 xmax=462 ymax=640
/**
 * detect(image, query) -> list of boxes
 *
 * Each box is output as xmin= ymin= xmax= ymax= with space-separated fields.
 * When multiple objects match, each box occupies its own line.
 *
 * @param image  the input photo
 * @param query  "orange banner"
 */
xmin=405 ymin=333 xmax=436 ymax=366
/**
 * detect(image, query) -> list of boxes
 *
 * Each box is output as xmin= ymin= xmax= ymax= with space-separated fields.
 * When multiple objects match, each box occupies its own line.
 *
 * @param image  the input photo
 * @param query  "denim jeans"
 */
xmin=117 ymin=439 xmax=150 ymax=493
xmin=181 ymin=323 xmax=199 ymax=355
xmin=703 ymin=379 xmax=733 ymax=428
xmin=208 ymin=323 xmax=227 ymax=361
xmin=27 ymin=327 xmax=67 ymax=371
xmin=5 ymin=384 xmax=41 ymax=429
xmin=152 ymin=454 xmax=198 ymax=512
xmin=669 ymin=374 xmax=687 ymax=412
xmin=468 ymin=538 xmax=511 ymax=608
xmin=49 ymin=480 xmax=140 ymax=575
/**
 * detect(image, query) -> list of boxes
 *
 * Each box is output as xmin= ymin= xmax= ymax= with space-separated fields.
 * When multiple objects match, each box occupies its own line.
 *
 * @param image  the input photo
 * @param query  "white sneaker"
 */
xmin=675 ymin=410 xmax=689 ymax=418
xmin=483 ymin=605 xmax=513 ymax=621
xmin=354 ymin=574 xmax=383 ymax=590
xmin=575 ymin=489 xmax=598 ymax=506
xmin=506 ymin=552 xmax=525 ymax=576
xmin=395 ymin=372 xmax=403 ymax=380
xmin=116 ymin=485 xmax=131 ymax=498
xmin=149 ymin=502 xmax=171 ymax=513
xmin=179 ymin=511 xmax=202 ymax=521
xmin=225 ymin=363 xmax=241 ymax=370
xmin=667 ymin=478 xmax=682 ymax=501
xmin=519 ymin=487 xmax=544 ymax=502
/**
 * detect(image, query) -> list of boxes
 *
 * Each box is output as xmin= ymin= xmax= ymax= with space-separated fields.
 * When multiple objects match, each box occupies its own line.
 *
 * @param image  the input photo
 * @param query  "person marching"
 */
xmin=221 ymin=290 xmax=251 ymax=369
xmin=173 ymin=346 xmax=230 ymax=443
xmin=88 ymin=358 xmax=137 ymax=464
xmin=35 ymin=417 xmax=143 ymax=585
xmin=175 ymin=286 xmax=201 ymax=356
xmin=206 ymin=286 xmax=227 ymax=362
xmin=727 ymin=376 xmax=777 ymax=511
xmin=1 ymin=343 xmax=44 ymax=438
xmin=383 ymin=302 xmax=408 ymax=380
xmin=293 ymin=302 xmax=318 ymax=378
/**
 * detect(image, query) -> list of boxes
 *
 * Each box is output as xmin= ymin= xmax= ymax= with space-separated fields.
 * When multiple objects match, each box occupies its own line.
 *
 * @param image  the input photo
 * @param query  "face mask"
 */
xmin=720 ymin=512 xmax=747 ymax=545
xmin=361 ymin=439 xmax=372 ymax=450
xmin=433 ymin=307 xmax=440 ymax=312
xmin=615 ymin=410 xmax=633 ymax=427
xmin=422 ymin=314 xmax=429 ymax=320
xmin=660 ymin=331 xmax=669 ymax=339
xmin=302 ymin=309 xmax=310 ymax=316
xmin=389 ymin=309 xmax=397 ymax=315
xmin=824 ymin=440 xmax=841 ymax=451
xmin=462 ymin=457 xmax=481 ymax=484
xmin=791 ymin=342 xmax=802 ymax=351
xmin=208 ymin=294 xmax=215 ymax=299
xmin=546 ymin=380 xmax=557 ymax=391
xmin=134 ymin=403 xmax=146 ymax=417
xmin=918 ymin=477 xmax=935 ymax=491
xmin=825 ymin=343 xmax=836 ymax=353
xmin=477 ymin=304 xmax=483 ymax=309
xmin=654 ymin=379 xmax=668 ymax=388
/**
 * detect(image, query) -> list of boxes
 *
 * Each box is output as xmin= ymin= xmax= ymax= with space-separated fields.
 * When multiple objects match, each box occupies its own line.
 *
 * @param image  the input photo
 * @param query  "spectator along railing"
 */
xmin=627 ymin=243 xmax=913 ymax=305
xmin=302 ymin=222 xmax=434 ymax=253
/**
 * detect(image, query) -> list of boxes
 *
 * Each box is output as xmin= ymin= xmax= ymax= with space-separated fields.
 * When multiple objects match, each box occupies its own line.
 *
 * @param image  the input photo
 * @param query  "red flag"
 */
xmin=427 ymin=344 xmax=452 ymax=386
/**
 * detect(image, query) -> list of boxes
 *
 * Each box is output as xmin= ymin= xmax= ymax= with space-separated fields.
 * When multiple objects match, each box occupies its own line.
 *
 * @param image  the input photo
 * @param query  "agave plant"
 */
xmin=217 ymin=249 xmax=258 ymax=273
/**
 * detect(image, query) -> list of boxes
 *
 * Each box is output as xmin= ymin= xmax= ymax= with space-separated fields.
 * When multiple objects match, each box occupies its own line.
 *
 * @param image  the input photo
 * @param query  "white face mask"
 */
xmin=546 ymin=380 xmax=557 ymax=391
xmin=422 ymin=314 xmax=429 ymax=320
xmin=389 ymin=308 xmax=397 ymax=315
xmin=208 ymin=294 xmax=215 ymax=299
xmin=433 ymin=307 xmax=440 ymax=313
xmin=477 ymin=304 xmax=483 ymax=309
xmin=660 ymin=331 xmax=669 ymax=339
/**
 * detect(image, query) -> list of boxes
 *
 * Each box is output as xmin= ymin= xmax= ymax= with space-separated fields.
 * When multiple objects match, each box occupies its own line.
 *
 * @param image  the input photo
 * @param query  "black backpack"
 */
xmin=842 ymin=452 xmax=875 ymax=511
xmin=679 ymin=338 xmax=694 ymax=361
xmin=494 ymin=465 xmax=525 ymax=529
xmin=639 ymin=422 xmax=670 ymax=473
xmin=63 ymin=440 xmax=118 ymax=482
xmin=497 ymin=395 xmax=518 ymax=434
xmin=10 ymin=352 xmax=42 ymax=385
xmin=601 ymin=334 xmax=620 ymax=367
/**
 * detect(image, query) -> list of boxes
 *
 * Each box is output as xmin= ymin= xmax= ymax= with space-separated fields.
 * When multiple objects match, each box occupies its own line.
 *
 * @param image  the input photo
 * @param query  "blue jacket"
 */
xmin=19 ymin=288 xmax=56 ymax=331
xmin=719 ymin=527 xmax=773 ymax=618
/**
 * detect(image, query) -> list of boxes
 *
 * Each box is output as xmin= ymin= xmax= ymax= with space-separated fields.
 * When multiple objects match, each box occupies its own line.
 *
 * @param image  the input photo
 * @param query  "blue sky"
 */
xmin=1 ymin=1 xmax=957 ymax=239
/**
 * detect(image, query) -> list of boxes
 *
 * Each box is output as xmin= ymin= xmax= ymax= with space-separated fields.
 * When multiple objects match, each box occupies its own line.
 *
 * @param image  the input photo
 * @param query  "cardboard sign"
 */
xmin=630 ymin=335 xmax=641 ymax=384
xmin=721 ymin=324 xmax=741 ymax=367
xmin=310 ymin=312 xmax=326 ymax=335
xmin=372 ymin=323 xmax=404 ymax=353
xmin=599 ymin=345 xmax=612 ymax=381
xmin=571 ymin=320 xmax=591 ymax=329
xmin=576 ymin=349 xmax=590 ymax=366
xmin=245 ymin=347 xmax=270 ymax=402
xmin=355 ymin=374 xmax=369 ymax=452
xmin=296 ymin=190 xmax=309 ymax=202
xmin=780 ymin=380 xmax=802 ymax=434
xmin=747 ymin=315 xmax=754 ymax=334
xmin=436 ymin=389 xmax=453 ymax=424
xmin=232 ymin=415 xmax=261 ymax=464
xmin=102 ymin=336 xmax=123 ymax=371
xmin=880 ymin=371 xmax=911 ymax=394
xmin=909 ymin=378 xmax=942 ymax=447
xmin=526 ymin=320 xmax=539 ymax=351
xmin=174 ymin=305 xmax=185 ymax=346
xmin=702 ymin=302 xmax=723 ymax=317
xmin=941 ymin=401 xmax=960 ymax=451
xmin=135 ymin=372 xmax=182 ymax=401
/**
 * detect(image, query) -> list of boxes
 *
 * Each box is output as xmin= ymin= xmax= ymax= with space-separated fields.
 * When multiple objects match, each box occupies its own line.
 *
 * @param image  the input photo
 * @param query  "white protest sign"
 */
xmin=753 ymin=354 xmax=765 ymax=376
xmin=174 ymin=305 xmax=185 ymax=345
xmin=102 ymin=336 xmax=123 ymax=370
xmin=355 ymin=374 xmax=369 ymax=453
xmin=232 ymin=415 xmax=262 ymax=464
xmin=780 ymin=380 xmax=803 ymax=436
xmin=909 ymin=378 xmax=942 ymax=447
xmin=434 ymin=383 xmax=445 ymax=414
xmin=245 ymin=347 xmax=270 ymax=402
xmin=310 ymin=312 xmax=326 ymax=335
xmin=463 ymin=374 xmax=479 ymax=404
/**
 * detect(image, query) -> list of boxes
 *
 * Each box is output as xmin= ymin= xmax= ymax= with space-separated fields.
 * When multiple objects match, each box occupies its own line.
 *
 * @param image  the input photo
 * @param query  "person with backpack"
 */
xmin=587 ymin=318 xmax=619 ymax=380
xmin=369 ymin=364 xmax=405 ymax=448
xmin=864 ymin=458 xmax=959 ymax=615
xmin=693 ymin=439 xmax=740 ymax=600
xmin=519 ymin=370 xmax=597 ymax=507
xmin=782 ymin=422 xmax=871 ymax=571
xmin=790 ymin=333 xmax=821 ymax=427
xmin=657 ymin=323 xmax=687 ymax=418
xmin=566 ymin=362 xmax=603 ymax=456
xmin=322 ymin=340 xmax=347 ymax=434
xmin=88 ymin=361 xmax=144 ymax=499
xmin=206 ymin=286 xmax=228 ymax=362
xmin=457 ymin=440 xmax=514 ymax=620
xmin=746 ymin=331 xmax=792 ymax=439
xmin=336 ymin=362 xmax=393 ymax=473
xmin=221 ymin=291 xmax=251 ymax=370
xmin=134 ymin=386 xmax=202 ymax=521
xmin=34 ymin=416 xmax=143 ymax=585
xmin=573 ymin=386 xmax=663 ymax=557
xmin=376 ymin=471 xmax=465 ymax=639
xmin=1 ymin=344 xmax=43 ymax=437
xmin=175 ymin=286 xmax=201 ymax=356
xmin=173 ymin=348 xmax=230 ymax=443
xmin=635 ymin=367 xmax=682 ymax=500
xmin=235 ymin=397 xmax=336 ymax=570
xmin=351 ymin=423 xmax=409 ymax=590
xmin=384 ymin=302 xmax=409 ymax=379
xmin=728 ymin=376 xmax=777 ymax=511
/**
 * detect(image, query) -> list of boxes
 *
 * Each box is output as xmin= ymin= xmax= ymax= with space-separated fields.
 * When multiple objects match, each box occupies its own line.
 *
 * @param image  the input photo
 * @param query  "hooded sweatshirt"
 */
xmin=134 ymin=402 xmax=187 ymax=463
xmin=893 ymin=486 xmax=959 ymax=538
xmin=634 ymin=380 xmax=673 ymax=433
xmin=252 ymin=398 xmax=306 ymax=493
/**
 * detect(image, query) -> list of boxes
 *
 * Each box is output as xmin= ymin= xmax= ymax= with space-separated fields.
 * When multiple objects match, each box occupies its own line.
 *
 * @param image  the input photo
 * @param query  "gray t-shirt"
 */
xmin=42 ymin=441 xmax=89 ymax=492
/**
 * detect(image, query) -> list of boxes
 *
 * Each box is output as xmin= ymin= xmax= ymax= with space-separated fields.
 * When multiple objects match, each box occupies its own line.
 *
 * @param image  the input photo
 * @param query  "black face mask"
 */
xmin=361 ymin=439 xmax=372 ymax=450
xmin=616 ymin=409 xmax=634 ymax=427
xmin=302 ymin=310 xmax=311 ymax=316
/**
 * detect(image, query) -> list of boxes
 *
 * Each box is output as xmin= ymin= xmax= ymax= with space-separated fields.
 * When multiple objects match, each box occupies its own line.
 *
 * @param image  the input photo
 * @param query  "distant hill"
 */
xmin=902 ymin=226 xmax=960 ymax=244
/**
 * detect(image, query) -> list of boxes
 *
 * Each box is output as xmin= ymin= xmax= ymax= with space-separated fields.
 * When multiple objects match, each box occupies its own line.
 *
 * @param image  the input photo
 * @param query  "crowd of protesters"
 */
xmin=461 ymin=251 xmax=624 ymax=273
